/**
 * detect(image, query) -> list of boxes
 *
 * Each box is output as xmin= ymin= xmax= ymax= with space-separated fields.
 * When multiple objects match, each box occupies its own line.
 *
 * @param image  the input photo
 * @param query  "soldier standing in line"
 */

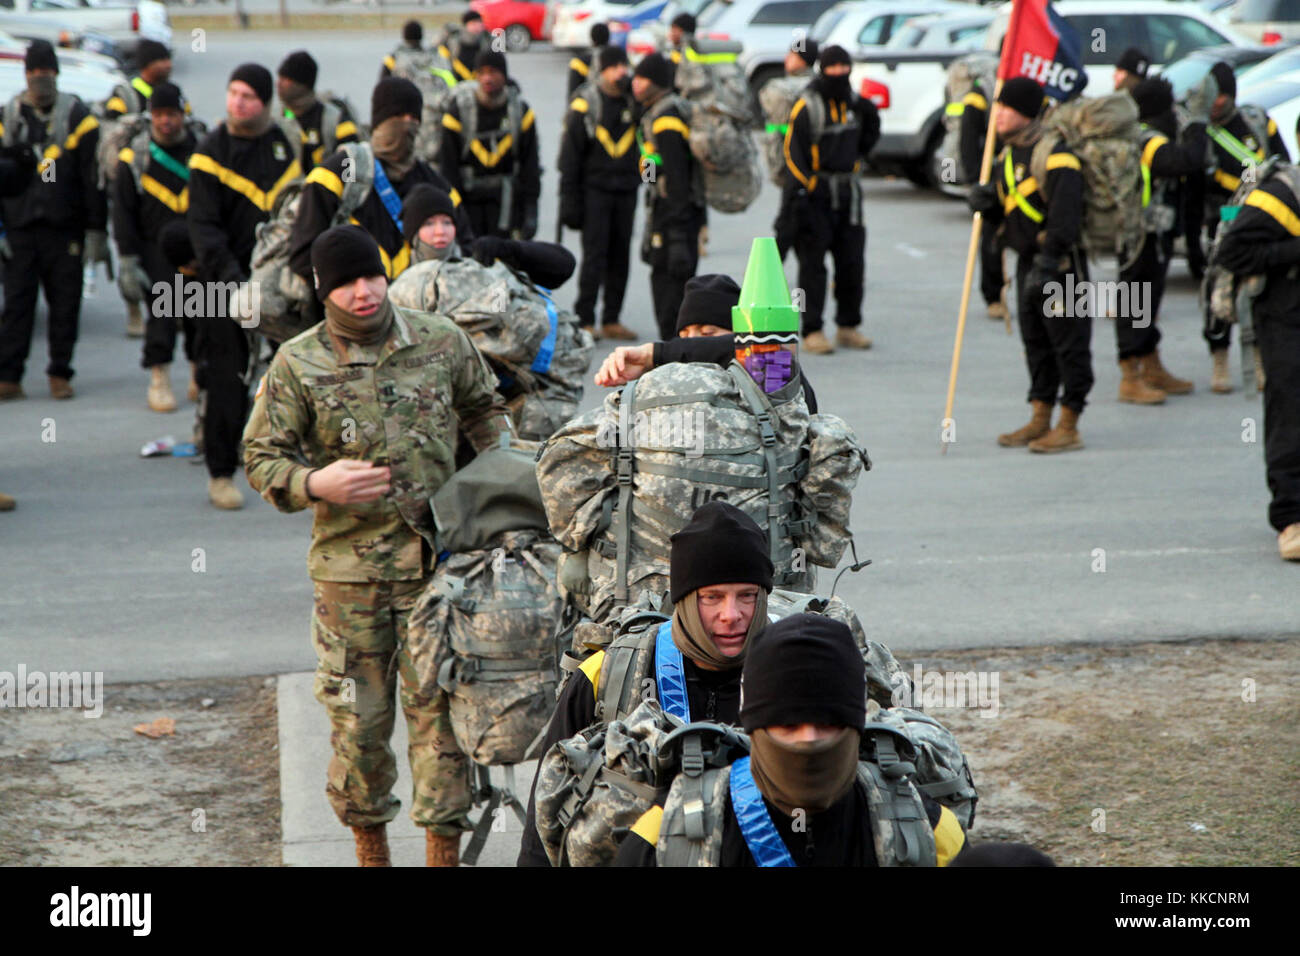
xmin=103 ymin=39 xmax=176 ymax=120
xmin=275 ymin=50 xmax=360 ymax=173
xmin=954 ymin=62 xmax=1008 ymax=321
xmin=567 ymin=22 xmax=610 ymax=99
xmin=559 ymin=44 xmax=640 ymax=341
xmin=244 ymin=225 xmax=513 ymax=866
xmin=763 ymin=38 xmax=817 ymax=263
xmin=1112 ymin=47 xmax=1149 ymax=93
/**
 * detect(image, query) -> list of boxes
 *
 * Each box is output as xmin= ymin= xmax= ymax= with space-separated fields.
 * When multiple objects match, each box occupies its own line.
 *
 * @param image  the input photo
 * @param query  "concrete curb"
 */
xmin=277 ymin=671 xmax=533 ymax=866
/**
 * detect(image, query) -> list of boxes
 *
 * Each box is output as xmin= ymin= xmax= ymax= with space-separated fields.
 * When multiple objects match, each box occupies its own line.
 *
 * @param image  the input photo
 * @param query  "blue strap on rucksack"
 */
xmin=729 ymin=755 xmax=797 ymax=867
xmin=654 ymin=620 xmax=690 ymax=721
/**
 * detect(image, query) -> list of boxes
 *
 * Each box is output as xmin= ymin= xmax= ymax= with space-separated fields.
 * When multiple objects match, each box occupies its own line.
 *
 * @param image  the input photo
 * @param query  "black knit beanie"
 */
xmin=311 ymin=225 xmax=387 ymax=301
xmin=403 ymin=19 xmax=423 ymax=45
xmin=147 ymin=81 xmax=183 ymax=113
xmin=400 ymin=184 xmax=457 ymax=245
xmin=948 ymin=842 xmax=1057 ymax=867
xmin=135 ymin=39 xmax=171 ymax=70
xmin=1130 ymin=77 xmax=1173 ymax=121
xmin=158 ymin=219 xmax=195 ymax=270
xmin=463 ymin=10 xmax=483 ymax=25
xmin=1115 ymin=46 xmax=1150 ymax=78
xmin=25 ymin=40 xmax=58 ymax=74
xmin=229 ymin=63 xmax=273 ymax=104
xmin=634 ymin=52 xmax=673 ymax=91
xmin=598 ymin=45 xmax=629 ymax=73
xmin=675 ymin=274 xmax=740 ymax=335
xmin=740 ymin=614 xmax=865 ymax=732
xmin=371 ymin=77 xmax=423 ymax=128
xmin=671 ymin=12 xmax=696 ymax=33
xmin=474 ymin=48 xmax=508 ymax=76
xmin=278 ymin=50 xmax=318 ymax=90
xmin=997 ymin=76 xmax=1044 ymax=119
xmin=591 ymin=22 xmax=610 ymax=46
xmin=1210 ymin=61 xmax=1236 ymax=99
xmin=819 ymin=44 xmax=850 ymax=71
xmin=793 ymin=38 xmax=819 ymax=67
xmin=669 ymin=501 xmax=774 ymax=604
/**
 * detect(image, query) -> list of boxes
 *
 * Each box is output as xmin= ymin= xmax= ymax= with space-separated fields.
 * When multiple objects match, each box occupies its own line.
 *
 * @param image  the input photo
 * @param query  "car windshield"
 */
xmin=696 ymin=0 xmax=732 ymax=29
xmin=885 ymin=21 xmax=926 ymax=48
xmin=810 ymin=5 xmax=848 ymax=43
xmin=1233 ymin=0 xmax=1300 ymax=20
xmin=1237 ymin=47 xmax=1300 ymax=86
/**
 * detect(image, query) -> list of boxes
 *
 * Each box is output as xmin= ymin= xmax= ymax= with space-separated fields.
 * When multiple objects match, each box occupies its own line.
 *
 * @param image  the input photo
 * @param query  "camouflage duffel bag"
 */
xmin=533 ymin=697 xmax=749 ymax=866
xmin=408 ymin=530 xmax=565 ymax=766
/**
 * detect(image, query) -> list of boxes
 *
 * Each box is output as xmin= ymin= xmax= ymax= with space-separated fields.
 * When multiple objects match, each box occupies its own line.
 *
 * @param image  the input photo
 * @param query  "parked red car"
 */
xmin=470 ymin=0 xmax=550 ymax=51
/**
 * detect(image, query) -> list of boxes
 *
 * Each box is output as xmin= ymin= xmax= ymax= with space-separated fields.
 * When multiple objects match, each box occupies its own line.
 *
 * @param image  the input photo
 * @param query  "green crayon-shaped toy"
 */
xmin=733 ymin=237 xmax=800 ymax=393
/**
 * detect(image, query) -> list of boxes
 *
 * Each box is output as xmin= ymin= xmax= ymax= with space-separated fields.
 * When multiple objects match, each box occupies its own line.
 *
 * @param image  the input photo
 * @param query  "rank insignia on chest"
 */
xmin=1015 ymin=163 xmax=1026 ymax=182
xmin=273 ymin=141 xmax=288 ymax=161
xmin=306 ymin=130 xmax=320 ymax=144
xmin=622 ymin=109 xmax=631 ymax=124
xmin=1244 ymin=137 xmax=1258 ymax=152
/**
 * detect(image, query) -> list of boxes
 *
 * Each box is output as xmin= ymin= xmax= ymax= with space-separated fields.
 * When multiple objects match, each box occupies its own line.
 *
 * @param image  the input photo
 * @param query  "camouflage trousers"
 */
xmin=311 ymin=578 xmax=472 ymax=835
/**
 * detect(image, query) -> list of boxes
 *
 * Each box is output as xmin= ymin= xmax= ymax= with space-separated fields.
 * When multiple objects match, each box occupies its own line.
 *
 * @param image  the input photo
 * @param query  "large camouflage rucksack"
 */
xmin=277 ymin=93 xmax=366 ymax=168
xmin=536 ymin=361 xmax=871 ymax=622
xmin=1202 ymin=157 xmax=1300 ymax=392
xmin=670 ymin=40 xmax=762 ymax=213
xmin=940 ymin=53 xmax=997 ymax=186
xmin=1031 ymin=93 xmax=1145 ymax=268
xmin=533 ymin=697 xmax=750 ymax=866
xmin=757 ymin=74 xmax=810 ymax=188
xmin=387 ymin=255 xmax=595 ymax=440
xmin=388 ymin=46 xmax=458 ymax=164
xmin=655 ymin=713 xmax=969 ymax=866
xmin=246 ymin=141 xmax=374 ymax=342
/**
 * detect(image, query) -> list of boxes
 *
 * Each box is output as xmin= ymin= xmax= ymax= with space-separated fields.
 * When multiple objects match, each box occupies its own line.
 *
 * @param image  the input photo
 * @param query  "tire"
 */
xmin=505 ymin=24 xmax=532 ymax=53
xmin=905 ymin=128 xmax=944 ymax=189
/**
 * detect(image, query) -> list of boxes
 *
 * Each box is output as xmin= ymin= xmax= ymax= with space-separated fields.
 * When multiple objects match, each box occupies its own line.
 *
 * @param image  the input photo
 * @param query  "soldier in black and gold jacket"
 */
xmin=558 ymin=44 xmax=639 ymax=340
xmin=275 ymin=50 xmax=360 ymax=172
xmin=566 ymin=22 xmax=610 ymax=99
xmin=968 ymin=77 xmax=1090 ymax=454
xmin=0 ymin=40 xmax=106 ymax=402
xmin=112 ymin=81 xmax=198 ymax=414
xmin=187 ymin=63 xmax=300 ymax=511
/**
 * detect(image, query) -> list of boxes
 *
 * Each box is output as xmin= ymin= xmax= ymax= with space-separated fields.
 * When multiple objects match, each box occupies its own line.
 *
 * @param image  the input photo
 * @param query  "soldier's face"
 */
xmin=328 ymin=275 xmax=388 ymax=316
xmin=601 ymin=63 xmax=629 ymax=87
xmin=226 ymin=81 xmax=264 ymax=122
xmin=822 ymin=63 xmax=850 ymax=79
xmin=766 ymin=723 xmax=844 ymax=745
xmin=669 ymin=26 xmax=683 ymax=46
xmin=994 ymin=103 xmax=1029 ymax=137
xmin=631 ymin=75 xmax=651 ymax=102
xmin=696 ymin=584 xmax=759 ymax=658
xmin=143 ymin=58 xmax=172 ymax=84
xmin=418 ymin=214 xmax=456 ymax=249
xmin=679 ymin=323 xmax=729 ymax=338
xmin=784 ymin=51 xmax=807 ymax=74
xmin=477 ymin=67 xmax=505 ymax=96
xmin=151 ymin=107 xmax=184 ymax=141
xmin=465 ymin=19 xmax=485 ymax=35
xmin=1112 ymin=69 xmax=1130 ymax=91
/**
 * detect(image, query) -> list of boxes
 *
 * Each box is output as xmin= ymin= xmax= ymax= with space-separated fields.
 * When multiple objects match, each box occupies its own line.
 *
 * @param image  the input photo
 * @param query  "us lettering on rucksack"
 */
xmin=1030 ymin=93 xmax=1145 ymax=268
xmin=672 ymin=40 xmax=762 ymax=213
xmin=246 ymin=141 xmax=374 ymax=342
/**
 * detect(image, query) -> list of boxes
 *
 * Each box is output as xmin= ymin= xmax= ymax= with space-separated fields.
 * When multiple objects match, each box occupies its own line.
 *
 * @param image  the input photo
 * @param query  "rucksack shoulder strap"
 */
xmin=611 ymin=376 xmax=638 ymax=604
xmin=656 ymin=762 xmax=730 ymax=866
xmin=52 ymin=93 xmax=76 ymax=149
xmin=337 ymin=142 xmax=374 ymax=222
xmin=3 ymin=96 xmax=21 ymax=147
xmin=322 ymin=100 xmax=342 ymax=156
xmin=858 ymin=727 xmax=938 ymax=867
xmin=594 ymin=625 xmax=656 ymax=723
xmin=801 ymin=92 xmax=824 ymax=142
xmin=727 ymin=756 xmax=796 ymax=866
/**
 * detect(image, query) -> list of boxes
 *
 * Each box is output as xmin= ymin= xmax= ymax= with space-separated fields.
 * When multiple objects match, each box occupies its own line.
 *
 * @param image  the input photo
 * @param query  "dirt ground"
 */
xmin=0 ymin=675 xmax=281 ymax=866
xmin=1 ymin=638 xmax=1295 ymax=866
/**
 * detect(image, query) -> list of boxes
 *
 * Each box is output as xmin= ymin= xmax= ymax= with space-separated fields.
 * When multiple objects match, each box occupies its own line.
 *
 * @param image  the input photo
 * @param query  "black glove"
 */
xmin=0 ymin=143 xmax=36 ymax=198
xmin=1026 ymin=253 xmax=1063 ymax=296
xmin=472 ymin=235 xmax=514 ymax=266
xmin=560 ymin=193 xmax=584 ymax=231
xmin=518 ymin=205 xmax=538 ymax=241
xmin=1266 ymin=237 xmax=1300 ymax=267
xmin=967 ymin=182 xmax=999 ymax=216
xmin=667 ymin=239 xmax=693 ymax=279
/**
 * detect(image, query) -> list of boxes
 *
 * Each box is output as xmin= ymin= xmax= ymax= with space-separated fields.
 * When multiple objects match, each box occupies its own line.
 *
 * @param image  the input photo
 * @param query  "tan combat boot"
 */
xmin=1029 ymin=406 xmax=1084 ymax=454
xmin=148 ymin=365 xmax=177 ymax=413
xmin=352 ymin=824 xmax=391 ymax=867
xmin=187 ymin=362 xmax=199 ymax=402
xmin=426 ymin=830 xmax=461 ymax=867
xmin=0 ymin=382 xmax=24 ymax=401
xmin=1140 ymin=349 xmax=1193 ymax=395
xmin=802 ymin=330 xmax=834 ymax=355
xmin=986 ymin=301 xmax=1009 ymax=321
xmin=835 ymin=327 xmax=872 ymax=349
xmin=125 ymin=300 xmax=145 ymax=338
xmin=208 ymin=477 xmax=244 ymax=510
xmin=0 ymin=491 xmax=14 ymax=511
xmin=48 ymin=376 xmax=74 ymax=400
xmin=997 ymin=399 xmax=1053 ymax=447
xmin=1279 ymin=523 xmax=1300 ymax=561
xmin=1118 ymin=356 xmax=1165 ymax=405
xmin=1210 ymin=349 xmax=1233 ymax=393
xmin=600 ymin=322 xmax=637 ymax=341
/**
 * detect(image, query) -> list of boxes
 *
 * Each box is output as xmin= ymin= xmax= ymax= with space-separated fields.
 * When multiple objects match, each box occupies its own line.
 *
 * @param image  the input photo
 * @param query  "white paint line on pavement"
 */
xmin=895 ymin=243 xmax=928 ymax=259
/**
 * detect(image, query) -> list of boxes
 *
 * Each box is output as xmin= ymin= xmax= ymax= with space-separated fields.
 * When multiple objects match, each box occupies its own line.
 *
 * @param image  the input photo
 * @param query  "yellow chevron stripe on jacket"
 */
xmin=1245 ymin=188 xmax=1300 ymax=237
xmin=189 ymin=153 xmax=301 ymax=212
xmin=140 ymin=175 xmax=189 ymax=213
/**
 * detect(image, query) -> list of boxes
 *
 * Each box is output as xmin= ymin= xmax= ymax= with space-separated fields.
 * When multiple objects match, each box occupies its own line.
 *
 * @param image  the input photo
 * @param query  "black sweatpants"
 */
xmin=774 ymin=193 xmax=795 ymax=263
xmin=194 ymin=312 xmax=251 ymax=480
xmin=644 ymin=200 xmax=704 ymax=342
xmin=1015 ymin=250 xmax=1094 ymax=412
xmin=794 ymin=196 xmax=865 ymax=336
xmin=1257 ymin=300 xmax=1300 ymax=531
xmin=142 ymin=251 xmax=198 ymax=369
xmin=0 ymin=225 xmax=84 ymax=383
xmin=980 ymin=225 xmax=1006 ymax=307
xmin=573 ymin=188 xmax=637 ymax=328
xmin=464 ymin=195 xmax=519 ymax=239
xmin=1114 ymin=232 xmax=1170 ymax=360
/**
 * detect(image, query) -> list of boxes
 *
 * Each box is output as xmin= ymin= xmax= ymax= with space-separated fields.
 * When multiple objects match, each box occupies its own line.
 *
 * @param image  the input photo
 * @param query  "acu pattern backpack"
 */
xmin=246 ymin=141 xmax=375 ymax=343
xmin=670 ymin=40 xmax=762 ymax=213
xmin=757 ymin=74 xmax=809 ymax=188
xmin=388 ymin=46 xmax=458 ymax=164
xmin=1030 ymin=93 xmax=1145 ymax=269
xmin=536 ymin=360 xmax=871 ymax=623
xmin=387 ymin=255 xmax=595 ymax=440
xmin=940 ymin=53 xmax=997 ymax=186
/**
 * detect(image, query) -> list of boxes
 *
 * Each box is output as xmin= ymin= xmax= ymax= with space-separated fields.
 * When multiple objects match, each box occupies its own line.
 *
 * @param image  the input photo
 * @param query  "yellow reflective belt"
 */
xmin=1004 ymin=151 xmax=1044 ymax=224
xmin=683 ymin=47 xmax=736 ymax=64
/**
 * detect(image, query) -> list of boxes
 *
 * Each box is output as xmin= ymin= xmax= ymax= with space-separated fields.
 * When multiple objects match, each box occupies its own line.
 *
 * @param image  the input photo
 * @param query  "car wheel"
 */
xmin=505 ymin=24 xmax=532 ymax=52
xmin=906 ymin=128 xmax=944 ymax=189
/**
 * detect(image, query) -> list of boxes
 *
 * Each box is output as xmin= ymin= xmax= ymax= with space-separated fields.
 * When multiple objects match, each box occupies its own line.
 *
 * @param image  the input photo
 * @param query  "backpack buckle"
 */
xmin=680 ymin=734 xmax=705 ymax=777
xmin=616 ymin=448 xmax=634 ymax=484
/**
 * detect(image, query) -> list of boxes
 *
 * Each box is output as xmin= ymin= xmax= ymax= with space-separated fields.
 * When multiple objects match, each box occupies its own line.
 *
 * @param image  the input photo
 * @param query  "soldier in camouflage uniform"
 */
xmin=242 ymin=225 xmax=513 ymax=867
xmin=614 ymin=615 xmax=969 ymax=866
